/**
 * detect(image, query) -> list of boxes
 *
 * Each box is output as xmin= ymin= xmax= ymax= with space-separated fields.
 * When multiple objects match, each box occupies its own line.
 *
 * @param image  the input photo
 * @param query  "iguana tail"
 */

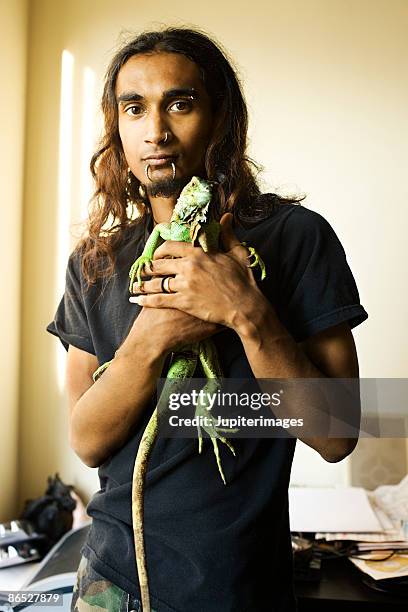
xmin=132 ymin=347 xmax=199 ymax=612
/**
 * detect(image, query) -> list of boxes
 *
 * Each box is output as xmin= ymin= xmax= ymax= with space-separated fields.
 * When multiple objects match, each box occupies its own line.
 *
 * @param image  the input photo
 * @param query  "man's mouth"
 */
xmin=145 ymin=157 xmax=176 ymax=167
xmin=143 ymin=153 xmax=178 ymax=166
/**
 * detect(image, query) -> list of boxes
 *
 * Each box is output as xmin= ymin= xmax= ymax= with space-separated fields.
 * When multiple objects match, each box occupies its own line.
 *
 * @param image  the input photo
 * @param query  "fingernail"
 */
xmin=129 ymin=297 xmax=142 ymax=304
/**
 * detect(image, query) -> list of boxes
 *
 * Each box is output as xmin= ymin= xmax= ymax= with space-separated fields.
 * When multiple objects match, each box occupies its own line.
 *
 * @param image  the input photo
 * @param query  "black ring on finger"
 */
xmin=161 ymin=276 xmax=170 ymax=293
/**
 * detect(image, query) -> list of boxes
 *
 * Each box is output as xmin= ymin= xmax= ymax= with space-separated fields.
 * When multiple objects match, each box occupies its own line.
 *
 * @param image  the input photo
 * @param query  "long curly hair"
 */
xmin=77 ymin=27 xmax=302 ymax=286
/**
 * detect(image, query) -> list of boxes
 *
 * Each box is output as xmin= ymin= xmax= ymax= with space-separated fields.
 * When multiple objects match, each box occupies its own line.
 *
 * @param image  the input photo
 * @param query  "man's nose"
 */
xmin=143 ymin=109 xmax=170 ymax=145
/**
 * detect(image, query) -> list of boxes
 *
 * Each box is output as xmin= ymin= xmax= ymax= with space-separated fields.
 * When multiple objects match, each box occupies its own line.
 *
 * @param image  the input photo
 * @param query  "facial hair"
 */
xmin=145 ymin=176 xmax=188 ymax=198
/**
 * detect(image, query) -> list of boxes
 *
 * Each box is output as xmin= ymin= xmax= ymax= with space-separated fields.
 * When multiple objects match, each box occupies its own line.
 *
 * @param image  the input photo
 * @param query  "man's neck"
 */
xmin=149 ymin=195 xmax=177 ymax=226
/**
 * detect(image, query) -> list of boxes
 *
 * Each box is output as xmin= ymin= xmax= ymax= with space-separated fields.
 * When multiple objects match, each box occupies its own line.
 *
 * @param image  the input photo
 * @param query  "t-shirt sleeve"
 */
xmin=277 ymin=207 xmax=368 ymax=342
xmin=46 ymin=251 xmax=96 ymax=355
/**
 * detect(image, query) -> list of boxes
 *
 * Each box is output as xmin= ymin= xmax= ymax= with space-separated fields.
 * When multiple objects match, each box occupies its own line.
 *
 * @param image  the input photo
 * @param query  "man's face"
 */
xmin=116 ymin=52 xmax=214 ymax=197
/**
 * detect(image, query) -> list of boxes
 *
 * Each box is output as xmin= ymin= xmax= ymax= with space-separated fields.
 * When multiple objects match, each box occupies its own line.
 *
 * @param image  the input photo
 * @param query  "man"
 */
xmin=47 ymin=27 xmax=368 ymax=611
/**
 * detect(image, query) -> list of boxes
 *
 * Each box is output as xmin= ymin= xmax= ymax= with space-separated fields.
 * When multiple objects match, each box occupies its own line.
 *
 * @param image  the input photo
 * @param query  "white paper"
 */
xmin=289 ymin=486 xmax=383 ymax=533
xmin=315 ymin=529 xmax=405 ymax=542
xmin=350 ymin=553 xmax=408 ymax=580
xmin=370 ymin=474 xmax=408 ymax=522
xmin=357 ymin=541 xmax=408 ymax=551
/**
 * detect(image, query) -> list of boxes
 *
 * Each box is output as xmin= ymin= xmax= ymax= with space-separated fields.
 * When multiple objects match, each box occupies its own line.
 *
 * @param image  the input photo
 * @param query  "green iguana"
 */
xmin=92 ymin=176 xmax=266 ymax=612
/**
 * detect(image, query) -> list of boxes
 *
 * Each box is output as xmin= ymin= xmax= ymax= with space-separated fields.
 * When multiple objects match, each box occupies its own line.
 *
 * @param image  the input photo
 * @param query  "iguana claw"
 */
xmin=129 ymin=256 xmax=153 ymax=291
xmin=210 ymin=437 xmax=236 ymax=485
xmin=93 ymin=359 xmax=113 ymax=382
xmin=195 ymin=401 xmax=237 ymax=484
xmin=241 ymin=242 xmax=266 ymax=280
xmin=197 ymin=431 xmax=236 ymax=485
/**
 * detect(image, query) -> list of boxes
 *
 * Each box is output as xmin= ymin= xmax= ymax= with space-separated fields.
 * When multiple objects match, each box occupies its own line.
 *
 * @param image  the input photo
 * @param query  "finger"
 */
xmin=220 ymin=213 xmax=249 ymax=261
xmin=129 ymin=293 xmax=178 ymax=308
xmin=138 ymin=265 xmax=157 ymax=278
xmin=132 ymin=276 xmax=177 ymax=294
xmin=148 ymin=258 xmax=183 ymax=276
xmin=153 ymin=241 xmax=194 ymax=260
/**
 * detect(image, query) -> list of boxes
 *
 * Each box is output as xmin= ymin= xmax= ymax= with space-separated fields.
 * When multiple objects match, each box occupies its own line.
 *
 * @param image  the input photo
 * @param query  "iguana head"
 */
xmin=171 ymin=176 xmax=213 ymax=225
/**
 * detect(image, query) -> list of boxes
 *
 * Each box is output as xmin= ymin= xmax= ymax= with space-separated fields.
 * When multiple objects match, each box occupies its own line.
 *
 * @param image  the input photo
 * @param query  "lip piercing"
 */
xmin=145 ymin=163 xmax=153 ymax=182
xmin=144 ymin=160 xmax=176 ymax=182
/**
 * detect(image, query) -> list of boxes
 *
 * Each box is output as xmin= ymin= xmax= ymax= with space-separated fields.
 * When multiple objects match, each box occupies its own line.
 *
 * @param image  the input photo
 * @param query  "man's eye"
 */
xmin=168 ymin=100 xmax=192 ymax=112
xmin=125 ymin=105 xmax=143 ymax=116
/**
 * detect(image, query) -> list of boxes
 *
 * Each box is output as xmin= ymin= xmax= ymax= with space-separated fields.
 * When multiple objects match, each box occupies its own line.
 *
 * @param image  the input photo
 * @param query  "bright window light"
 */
xmin=80 ymin=66 xmax=96 ymax=221
xmin=56 ymin=50 xmax=74 ymax=392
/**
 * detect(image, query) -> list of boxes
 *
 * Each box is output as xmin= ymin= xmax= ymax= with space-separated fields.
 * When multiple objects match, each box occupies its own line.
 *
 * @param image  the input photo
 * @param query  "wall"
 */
xmin=18 ymin=0 xmax=408 ymax=507
xmin=0 ymin=0 xmax=27 ymax=520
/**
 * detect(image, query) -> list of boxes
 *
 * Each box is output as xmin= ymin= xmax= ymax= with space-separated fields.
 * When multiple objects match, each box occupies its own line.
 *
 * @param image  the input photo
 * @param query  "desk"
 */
xmin=295 ymin=556 xmax=407 ymax=611
xmin=1 ymin=525 xmax=406 ymax=610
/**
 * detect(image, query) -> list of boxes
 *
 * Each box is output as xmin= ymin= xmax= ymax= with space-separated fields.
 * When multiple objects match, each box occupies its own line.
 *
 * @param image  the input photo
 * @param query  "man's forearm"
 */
xmin=234 ymin=297 xmax=359 ymax=462
xmin=70 ymin=341 xmax=166 ymax=467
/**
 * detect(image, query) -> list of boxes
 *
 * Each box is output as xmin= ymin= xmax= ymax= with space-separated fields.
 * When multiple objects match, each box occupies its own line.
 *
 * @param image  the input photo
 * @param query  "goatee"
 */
xmin=145 ymin=177 xmax=188 ymax=198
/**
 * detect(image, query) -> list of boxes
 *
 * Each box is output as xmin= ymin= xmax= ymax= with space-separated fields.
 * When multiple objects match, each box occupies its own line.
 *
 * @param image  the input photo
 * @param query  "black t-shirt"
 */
xmin=47 ymin=200 xmax=368 ymax=612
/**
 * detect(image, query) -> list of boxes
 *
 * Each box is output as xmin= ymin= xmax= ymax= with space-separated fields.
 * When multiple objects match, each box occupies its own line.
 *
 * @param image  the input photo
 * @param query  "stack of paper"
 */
xmin=351 ymin=552 xmax=408 ymax=582
xmin=289 ymin=475 xmax=408 ymax=581
xmin=288 ymin=486 xmax=383 ymax=533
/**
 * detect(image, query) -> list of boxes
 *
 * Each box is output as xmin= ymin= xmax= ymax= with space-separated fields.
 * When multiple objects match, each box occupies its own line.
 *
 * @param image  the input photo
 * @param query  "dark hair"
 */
xmin=77 ymin=26 xmax=302 ymax=285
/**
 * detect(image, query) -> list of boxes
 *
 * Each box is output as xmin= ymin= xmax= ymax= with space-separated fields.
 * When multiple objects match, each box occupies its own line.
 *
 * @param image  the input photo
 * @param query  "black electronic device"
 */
xmin=0 ymin=521 xmax=45 ymax=569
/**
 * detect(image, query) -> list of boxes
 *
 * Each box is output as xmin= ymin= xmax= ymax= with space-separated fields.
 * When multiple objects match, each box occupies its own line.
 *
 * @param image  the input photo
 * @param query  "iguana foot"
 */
xmin=196 ymin=417 xmax=237 ymax=484
xmin=210 ymin=437 xmax=236 ymax=485
xmin=129 ymin=256 xmax=153 ymax=291
xmin=241 ymin=242 xmax=266 ymax=280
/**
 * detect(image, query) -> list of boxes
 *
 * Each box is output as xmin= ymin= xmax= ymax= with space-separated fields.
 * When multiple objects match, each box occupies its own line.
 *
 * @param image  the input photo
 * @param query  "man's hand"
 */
xmin=126 ymin=306 xmax=222 ymax=356
xmin=129 ymin=213 xmax=269 ymax=330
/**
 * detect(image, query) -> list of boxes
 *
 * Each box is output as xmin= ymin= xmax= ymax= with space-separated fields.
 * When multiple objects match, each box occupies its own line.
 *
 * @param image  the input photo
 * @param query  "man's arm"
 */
xmin=236 ymin=300 xmax=360 ymax=462
xmin=66 ymin=307 xmax=220 ymax=468
xmin=67 ymin=340 xmax=166 ymax=468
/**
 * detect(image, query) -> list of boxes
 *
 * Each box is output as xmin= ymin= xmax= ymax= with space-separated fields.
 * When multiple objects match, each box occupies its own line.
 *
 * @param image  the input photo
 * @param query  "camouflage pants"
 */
xmin=71 ymin=555 xmax=158 ymax=612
